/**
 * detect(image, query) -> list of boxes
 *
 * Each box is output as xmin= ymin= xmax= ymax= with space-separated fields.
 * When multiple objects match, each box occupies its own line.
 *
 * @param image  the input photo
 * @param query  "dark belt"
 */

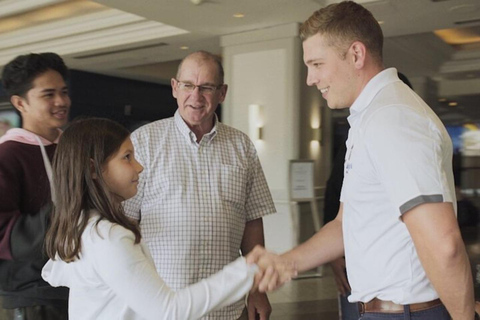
xmin=358 ymin=298 xmax=442 ymax=314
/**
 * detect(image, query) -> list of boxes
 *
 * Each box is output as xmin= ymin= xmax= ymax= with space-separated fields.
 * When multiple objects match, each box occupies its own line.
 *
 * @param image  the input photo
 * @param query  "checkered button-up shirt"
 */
xmin=124 ymin=111 xmax=276 ymax=319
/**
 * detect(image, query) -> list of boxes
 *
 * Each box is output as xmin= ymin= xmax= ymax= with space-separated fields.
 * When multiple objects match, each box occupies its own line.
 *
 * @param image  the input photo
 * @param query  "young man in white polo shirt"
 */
xmin=282 ymin=1 xmax=479 ymax=319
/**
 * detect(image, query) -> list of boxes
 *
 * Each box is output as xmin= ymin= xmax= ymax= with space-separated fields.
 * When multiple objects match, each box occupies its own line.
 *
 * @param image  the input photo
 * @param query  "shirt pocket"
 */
xmin=143 ymin=172 xmax=169 ymax=211
xmin=220 ymin=164 xmax=247 ymax=210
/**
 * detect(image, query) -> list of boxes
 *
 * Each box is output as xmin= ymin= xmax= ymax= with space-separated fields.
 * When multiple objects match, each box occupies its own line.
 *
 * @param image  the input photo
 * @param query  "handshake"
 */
xmin=245 ymin=245 xmax=297 ymax=293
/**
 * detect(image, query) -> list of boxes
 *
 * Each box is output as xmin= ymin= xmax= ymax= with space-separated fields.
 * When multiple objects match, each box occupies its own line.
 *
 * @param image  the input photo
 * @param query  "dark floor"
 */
xmin=268 ymin=267 xmax=340 ymax=320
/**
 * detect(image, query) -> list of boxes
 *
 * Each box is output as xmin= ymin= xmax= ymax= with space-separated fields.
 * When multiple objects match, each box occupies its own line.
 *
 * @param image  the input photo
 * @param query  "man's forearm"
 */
xmin=241 ymin=218 xmax=265 ymax=254
xmin=282 ymin=218 xmax=344 ymax=273
xmin=419 ymin=235 xmax=474 ymax=319
xmin=404 ymin=202 xmax=475 ymax=319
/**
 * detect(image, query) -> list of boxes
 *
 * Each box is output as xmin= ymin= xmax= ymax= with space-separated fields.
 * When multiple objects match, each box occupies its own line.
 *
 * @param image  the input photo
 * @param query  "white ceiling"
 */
xmin=1 ymin=0 xmax=480 ymax=121
xmin=0 ymin=0 xmax=479 ymax=80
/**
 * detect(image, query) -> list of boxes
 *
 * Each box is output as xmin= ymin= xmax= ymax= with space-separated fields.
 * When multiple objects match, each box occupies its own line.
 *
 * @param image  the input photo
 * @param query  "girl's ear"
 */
xmin=90 ymin=159 xmax=97 ymax=179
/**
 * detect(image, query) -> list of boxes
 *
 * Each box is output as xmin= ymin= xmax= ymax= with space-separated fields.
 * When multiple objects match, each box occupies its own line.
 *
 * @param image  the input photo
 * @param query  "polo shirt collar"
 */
xmin=174 ymin=110 xmax=218 ymax=144
xmin=349 ymin=67 xmax=399 ymax=119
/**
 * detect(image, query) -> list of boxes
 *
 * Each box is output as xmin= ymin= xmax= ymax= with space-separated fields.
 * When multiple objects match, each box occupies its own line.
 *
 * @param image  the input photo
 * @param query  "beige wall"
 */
xmin=221 ymin=23 xmax=332 ymax=253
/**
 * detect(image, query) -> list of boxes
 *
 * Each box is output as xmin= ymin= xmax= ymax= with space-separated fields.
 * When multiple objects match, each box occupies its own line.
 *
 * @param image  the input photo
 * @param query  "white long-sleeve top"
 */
xmin=42 ymin=215 xmax=257 ymax=320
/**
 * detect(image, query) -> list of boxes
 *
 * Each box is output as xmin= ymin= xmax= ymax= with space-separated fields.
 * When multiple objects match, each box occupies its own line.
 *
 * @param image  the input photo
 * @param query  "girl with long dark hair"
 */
xmin=42 ymin=118 xmax=293 ymax=320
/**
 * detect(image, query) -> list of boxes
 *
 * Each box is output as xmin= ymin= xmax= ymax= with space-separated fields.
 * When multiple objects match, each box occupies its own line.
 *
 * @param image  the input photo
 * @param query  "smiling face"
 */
xmin=303 ymin=33 xmax=358 ymax=110
xmin=102 ymin=137 xmax=144 ymax=201
xmin=171 ymin=57 xmax=227 ymax=133
xmin=12 ymin=69 xmax=70 ymax=139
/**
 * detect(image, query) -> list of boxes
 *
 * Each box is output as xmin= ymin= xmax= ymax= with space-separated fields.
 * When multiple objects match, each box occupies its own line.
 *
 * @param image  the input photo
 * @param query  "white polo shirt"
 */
xmin=340 ymin=68 xmax=456 ymax=304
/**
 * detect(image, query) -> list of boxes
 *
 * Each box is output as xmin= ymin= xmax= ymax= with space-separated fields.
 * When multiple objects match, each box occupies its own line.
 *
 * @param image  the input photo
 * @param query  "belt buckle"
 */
xmin=358 ymin=302 xmax=365 ymax=315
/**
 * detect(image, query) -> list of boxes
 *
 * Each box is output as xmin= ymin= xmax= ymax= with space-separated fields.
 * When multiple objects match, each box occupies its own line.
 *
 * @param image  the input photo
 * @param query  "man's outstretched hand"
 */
xmin=246 ymin=245 xmax=297 ymax=293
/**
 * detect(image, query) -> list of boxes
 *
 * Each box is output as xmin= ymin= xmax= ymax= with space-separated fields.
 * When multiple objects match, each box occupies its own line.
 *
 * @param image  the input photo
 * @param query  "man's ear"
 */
xmin=171 ymin=78 xmax=178 ymax=99
xmin=10 ymin=95 xmax=26 ymax=114
xmin=350 ymin=41 xmax=367 ymax=69
xmin=218 ymin=84 xmax=228 ymax=104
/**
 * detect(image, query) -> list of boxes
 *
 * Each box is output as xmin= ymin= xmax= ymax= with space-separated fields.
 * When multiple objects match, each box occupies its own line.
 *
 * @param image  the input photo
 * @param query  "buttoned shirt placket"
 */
xmin=190 ymin=130 xmax=216 ymax=280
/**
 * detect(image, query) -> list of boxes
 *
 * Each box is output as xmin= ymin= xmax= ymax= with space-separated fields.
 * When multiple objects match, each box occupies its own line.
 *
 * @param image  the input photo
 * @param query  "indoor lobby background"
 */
xmin=1 ymin=0 xmax=480 ymax=319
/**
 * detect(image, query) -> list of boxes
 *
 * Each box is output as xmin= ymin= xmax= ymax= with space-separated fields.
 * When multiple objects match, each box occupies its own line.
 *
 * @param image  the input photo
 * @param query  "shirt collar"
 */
xmin=348 ymin=68 xmax=399 ymax=120
xmin=174 ymin=110 xmax=218 ymax=145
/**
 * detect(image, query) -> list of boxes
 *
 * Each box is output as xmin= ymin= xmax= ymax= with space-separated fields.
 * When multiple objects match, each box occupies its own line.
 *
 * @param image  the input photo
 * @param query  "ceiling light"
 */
xmin=0 ymin=1 xmax=107 ymax=35
xmin=377 ymin=20 xmax=385 ymax=25
xmin=434 ymin=28 xmax=480 ymax=46
xmin=448 ymin=102 xmax=458 ymax=107
xmin=180 ymin=46 xmax=189 ymax=50
xmin=233 ymin=13 xmax=245 ymax=18
xmin=438 ymin=98 xmax=447 ymax=102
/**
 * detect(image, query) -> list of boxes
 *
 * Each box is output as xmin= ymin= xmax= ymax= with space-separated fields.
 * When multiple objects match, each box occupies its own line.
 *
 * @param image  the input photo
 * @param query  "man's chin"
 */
xmin=326 ymin=102 xmax=349 ymax=110
xmin=326 ymin=102 xmax=337 ymax=110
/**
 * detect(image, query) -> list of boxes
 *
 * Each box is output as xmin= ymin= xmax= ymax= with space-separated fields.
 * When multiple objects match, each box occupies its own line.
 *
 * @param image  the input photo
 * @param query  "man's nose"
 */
xmin=190 ymin=86 xmax=204 ymax=98
xmin=54 ymin=93 xmax=69 ymax=106
xmin=306 ymin=70 xmax=317 ymax=87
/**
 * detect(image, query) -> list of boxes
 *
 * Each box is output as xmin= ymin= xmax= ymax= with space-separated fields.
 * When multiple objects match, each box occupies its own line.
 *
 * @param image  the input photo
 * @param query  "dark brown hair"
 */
xmin=2 ymin=52 xmax=69 ymax=99
xmin=300 ymin=1 xmax=383 ymax=63
xmin=45 ymin=118 xmax=141 ymax=262
xmin=2 ymin=52 xmax=69 ymax=117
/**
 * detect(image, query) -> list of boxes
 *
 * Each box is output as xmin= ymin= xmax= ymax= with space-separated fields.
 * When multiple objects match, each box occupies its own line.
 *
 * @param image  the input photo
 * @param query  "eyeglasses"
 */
xmin=175 ymin=80 xmax=223 ymax=95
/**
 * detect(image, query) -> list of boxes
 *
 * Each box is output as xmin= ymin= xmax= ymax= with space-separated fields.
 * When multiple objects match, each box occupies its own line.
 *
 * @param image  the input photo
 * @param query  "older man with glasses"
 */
xmin=123 ymin=51 xmax=276 ymax=320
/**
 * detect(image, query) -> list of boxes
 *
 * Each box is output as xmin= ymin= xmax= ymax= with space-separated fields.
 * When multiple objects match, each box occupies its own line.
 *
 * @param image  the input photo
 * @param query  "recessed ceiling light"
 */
xmin=233 ymin=13 xmax=245 ymax=18
xmin=438 ymin=98 xmax=447 ymax=102
xmin=377 ymin=20 xmax=385 ymax=25
xmin=448 ymin=102 xmax=458 ymax=107
xmin=434 ymin=28 xmax=480 ymax=46
xmin=180 ymin=46 xmax=189 ymax=50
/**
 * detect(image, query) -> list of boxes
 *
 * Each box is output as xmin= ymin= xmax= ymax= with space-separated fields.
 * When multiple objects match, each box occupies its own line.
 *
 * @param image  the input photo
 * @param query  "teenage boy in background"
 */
xmin=0 ymin=52 xmax=70 ymax=319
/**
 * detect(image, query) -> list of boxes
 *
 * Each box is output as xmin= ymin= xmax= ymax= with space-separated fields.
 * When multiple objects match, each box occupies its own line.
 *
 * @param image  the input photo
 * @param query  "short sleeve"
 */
xmin=244 ymin=140 xmax=276 ymax=221
xmin=364 ymin=105 xmax=452 ymax=215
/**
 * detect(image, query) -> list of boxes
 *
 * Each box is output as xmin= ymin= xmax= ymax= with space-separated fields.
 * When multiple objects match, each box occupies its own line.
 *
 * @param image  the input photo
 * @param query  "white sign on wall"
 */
xmin=289 ymin=160 xmax=315 ymax=201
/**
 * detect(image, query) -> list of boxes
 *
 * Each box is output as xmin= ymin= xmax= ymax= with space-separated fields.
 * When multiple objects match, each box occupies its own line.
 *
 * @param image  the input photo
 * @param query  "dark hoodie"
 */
xmin=0 ymin=128 xmax=68 ymax=308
